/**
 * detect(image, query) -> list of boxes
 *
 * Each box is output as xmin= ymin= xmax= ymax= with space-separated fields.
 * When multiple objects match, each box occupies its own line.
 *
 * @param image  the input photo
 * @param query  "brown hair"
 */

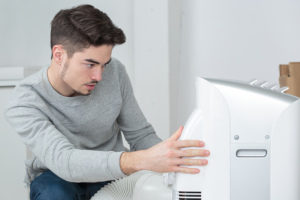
xmin=51 ymin=4 xmax=126 ymax=58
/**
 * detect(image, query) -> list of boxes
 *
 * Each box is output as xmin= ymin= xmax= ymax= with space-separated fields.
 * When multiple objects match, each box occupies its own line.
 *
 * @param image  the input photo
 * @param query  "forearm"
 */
xmin=66 ymin=150 xmax=125 ymax=182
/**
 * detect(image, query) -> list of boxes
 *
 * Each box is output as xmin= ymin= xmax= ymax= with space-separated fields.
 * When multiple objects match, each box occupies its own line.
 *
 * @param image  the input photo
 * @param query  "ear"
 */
xmin=52 ymin=45 xmax=66 ymax=65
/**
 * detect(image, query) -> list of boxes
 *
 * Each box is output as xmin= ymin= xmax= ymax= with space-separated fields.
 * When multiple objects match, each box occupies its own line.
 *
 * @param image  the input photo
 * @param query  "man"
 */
xmin=5 ymin=4 xmax=209 ymax=200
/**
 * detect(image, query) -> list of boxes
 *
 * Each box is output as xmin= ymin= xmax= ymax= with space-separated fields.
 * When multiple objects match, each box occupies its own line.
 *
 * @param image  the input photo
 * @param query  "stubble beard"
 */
xmin=61 ymin=62 xmax=91 ymax=96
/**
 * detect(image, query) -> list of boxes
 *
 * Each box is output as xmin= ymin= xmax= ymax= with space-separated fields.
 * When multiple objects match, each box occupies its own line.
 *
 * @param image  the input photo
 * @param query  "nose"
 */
xmin=91 ymin=66 xmax=103 ymax=82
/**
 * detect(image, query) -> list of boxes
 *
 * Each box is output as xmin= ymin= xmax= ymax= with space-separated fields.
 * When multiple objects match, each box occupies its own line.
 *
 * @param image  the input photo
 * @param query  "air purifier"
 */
xmin=92 ymin=77 xmax=300 ymax=200
xmin=172 ymin=77 xmax=300 ymax=200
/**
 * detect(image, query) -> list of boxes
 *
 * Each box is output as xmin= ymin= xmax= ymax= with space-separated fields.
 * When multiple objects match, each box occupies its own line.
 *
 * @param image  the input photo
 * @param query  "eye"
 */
xmin=86 ymin=63 xmax=95 ymax=68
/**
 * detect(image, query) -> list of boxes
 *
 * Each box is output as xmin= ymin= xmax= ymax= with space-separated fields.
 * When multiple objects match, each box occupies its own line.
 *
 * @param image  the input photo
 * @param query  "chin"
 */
xmin=81 ymin=91 xmax=92 ymax=96
xmin=73 ymin=90 xmax=91 ymax=96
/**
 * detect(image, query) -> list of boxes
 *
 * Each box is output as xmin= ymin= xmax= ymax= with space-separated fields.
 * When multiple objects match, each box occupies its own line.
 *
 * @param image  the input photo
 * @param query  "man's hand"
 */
xmin=120 ymin=126 xmax=210 ymax=175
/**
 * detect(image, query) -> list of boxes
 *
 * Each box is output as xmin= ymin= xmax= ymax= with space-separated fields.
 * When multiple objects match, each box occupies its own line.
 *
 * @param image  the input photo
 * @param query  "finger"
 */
xmin=176 ymin=158 xmax=208 ymax=166
xmin=179 ymin=149 xmax=210 ymax=157
xmin=170 ymin=126 xmax=184 ymax=141
xmin=174 ymin=140 xmax=205 ymax=148
xmin=172 ymin=166 xmax=200 ymax=174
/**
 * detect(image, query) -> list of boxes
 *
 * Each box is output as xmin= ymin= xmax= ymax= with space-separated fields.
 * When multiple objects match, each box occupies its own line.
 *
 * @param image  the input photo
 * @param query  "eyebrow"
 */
xmin=84 ymin=58 xmax=112 ymax=65
xmin=84 ymin=59 xmax=100 ymax=65
xmin=105 ymin=58 xmax=112 ymax=65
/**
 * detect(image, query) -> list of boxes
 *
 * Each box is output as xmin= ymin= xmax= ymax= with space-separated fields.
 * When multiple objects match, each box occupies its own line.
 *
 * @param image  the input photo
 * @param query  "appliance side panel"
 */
xmin=271 ymin=100 xmax=300 ymax=200
xmin=231 ymin=143 xmax=270 ymax=200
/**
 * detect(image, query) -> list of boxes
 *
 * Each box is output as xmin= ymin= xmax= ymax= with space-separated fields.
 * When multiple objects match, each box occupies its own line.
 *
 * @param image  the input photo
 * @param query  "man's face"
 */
xmin=60 ymin=45 xmax=113 ymax=96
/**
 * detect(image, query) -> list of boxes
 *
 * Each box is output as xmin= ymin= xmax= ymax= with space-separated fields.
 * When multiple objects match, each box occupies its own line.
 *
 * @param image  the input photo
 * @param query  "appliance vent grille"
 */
xmin=176 ymin=191 xmax=202 ymax=200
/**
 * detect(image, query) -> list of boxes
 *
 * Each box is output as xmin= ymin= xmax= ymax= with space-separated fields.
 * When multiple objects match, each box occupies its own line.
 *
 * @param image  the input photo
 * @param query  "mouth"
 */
xmin=85 ymin=84 xmax=96 ymax=90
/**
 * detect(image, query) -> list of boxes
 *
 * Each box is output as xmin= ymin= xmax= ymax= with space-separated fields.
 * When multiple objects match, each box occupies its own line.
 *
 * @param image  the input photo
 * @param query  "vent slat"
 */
xmin=177 ymin=190 xmax=202 ymax=200
xmin=179 ymin=195 xmax=201 ymax=197
xmin=179 ymin=191 xmax=202 ymax=194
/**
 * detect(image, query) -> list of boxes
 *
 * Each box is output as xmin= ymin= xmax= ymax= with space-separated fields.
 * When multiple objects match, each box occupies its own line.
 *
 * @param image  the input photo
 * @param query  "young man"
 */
xmin=5 ymin=4 xmax=209 ymax=200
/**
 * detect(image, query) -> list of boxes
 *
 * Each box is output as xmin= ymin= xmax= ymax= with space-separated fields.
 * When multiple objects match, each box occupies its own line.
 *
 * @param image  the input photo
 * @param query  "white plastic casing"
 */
xmin=172 ymin=77 xmax=300 ymax=200
xmin=172 ymin=78 xmax=231 ymax=200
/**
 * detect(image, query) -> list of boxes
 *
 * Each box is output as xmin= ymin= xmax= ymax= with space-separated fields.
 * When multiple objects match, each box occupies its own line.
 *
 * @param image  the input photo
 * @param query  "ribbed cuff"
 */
xmin=107 ymin=151 xmax=126 ymax=179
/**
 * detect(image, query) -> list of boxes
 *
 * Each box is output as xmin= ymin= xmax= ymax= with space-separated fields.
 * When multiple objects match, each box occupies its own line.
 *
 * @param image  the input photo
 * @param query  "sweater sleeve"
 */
xmin=5 ymin=99 xmax=126 ymax=183
xmin=116 ymin=62 xmax=162 ymax=151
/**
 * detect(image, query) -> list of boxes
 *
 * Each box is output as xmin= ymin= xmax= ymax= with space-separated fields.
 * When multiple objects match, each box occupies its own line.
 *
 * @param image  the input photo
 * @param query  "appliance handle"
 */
xmin=236 ymin=149 xmax=267 ymax=157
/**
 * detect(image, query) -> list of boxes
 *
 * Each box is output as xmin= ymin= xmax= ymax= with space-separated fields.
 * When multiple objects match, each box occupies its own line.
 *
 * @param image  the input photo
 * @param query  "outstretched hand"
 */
xmin=139 ymin=126 xmax=210 ymax=174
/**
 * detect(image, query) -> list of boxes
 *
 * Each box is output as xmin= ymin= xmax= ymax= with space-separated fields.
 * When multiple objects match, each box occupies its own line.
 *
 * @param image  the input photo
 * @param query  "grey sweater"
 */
xmin=4 ymin=58 xmax=161 ymax=185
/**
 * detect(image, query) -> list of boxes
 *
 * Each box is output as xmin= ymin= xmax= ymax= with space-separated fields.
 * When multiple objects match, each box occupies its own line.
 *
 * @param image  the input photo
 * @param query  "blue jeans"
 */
xmin=30 ymin=170 xmax=111 ymax=200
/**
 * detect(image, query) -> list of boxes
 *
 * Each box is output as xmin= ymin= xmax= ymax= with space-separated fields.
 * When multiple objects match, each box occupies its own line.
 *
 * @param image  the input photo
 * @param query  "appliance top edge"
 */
xmin=203 ymin=77 xmax=298 ymax=103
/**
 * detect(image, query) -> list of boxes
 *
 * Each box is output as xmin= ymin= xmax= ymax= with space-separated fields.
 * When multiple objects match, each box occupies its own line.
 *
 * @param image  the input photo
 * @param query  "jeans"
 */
xmin=30 ymin=170 xmax=111 ymax=200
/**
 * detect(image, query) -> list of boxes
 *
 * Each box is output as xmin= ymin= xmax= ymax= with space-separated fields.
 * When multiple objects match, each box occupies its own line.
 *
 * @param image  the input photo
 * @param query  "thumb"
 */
xmin=170 ymin=126 xmax=184 ymax=141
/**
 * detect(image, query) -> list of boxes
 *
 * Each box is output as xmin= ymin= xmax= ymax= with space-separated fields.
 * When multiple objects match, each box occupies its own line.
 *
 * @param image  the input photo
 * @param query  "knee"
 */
xmin=30 ymin=173 xmax=78 ymax=200
xmin=31 ymin=182 xmax=77 ymax=200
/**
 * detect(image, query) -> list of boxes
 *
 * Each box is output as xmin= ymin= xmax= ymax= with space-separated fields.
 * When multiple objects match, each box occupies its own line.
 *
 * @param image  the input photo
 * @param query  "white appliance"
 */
xmin=172 ymin=77 xmax=300 ymax=200
xmin=92 ymin=77 xmax=300 ymax=200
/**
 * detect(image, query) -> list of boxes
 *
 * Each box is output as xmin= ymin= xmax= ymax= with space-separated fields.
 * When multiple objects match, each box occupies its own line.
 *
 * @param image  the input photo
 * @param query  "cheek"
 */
xmin=68 ymin=67 xmax=90 ymax=86
xmin=61 ymin=65 xmax=78 ymax=83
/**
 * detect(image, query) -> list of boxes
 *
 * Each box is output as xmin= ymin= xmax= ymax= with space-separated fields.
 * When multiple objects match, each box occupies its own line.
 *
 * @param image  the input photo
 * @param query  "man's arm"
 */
xmin=113 ymin=60 xmax=209 ymax=175
xmin=5 ymin=104 xmax=125 ymax=182
xmin=120 ymin=126 xmax=210 ymax=175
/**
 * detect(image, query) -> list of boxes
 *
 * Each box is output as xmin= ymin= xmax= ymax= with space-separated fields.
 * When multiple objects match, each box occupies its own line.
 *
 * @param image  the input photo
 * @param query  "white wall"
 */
xmin=171 ymin=0 xmax=300 ymax=129
xmin=0 ymin=0 xmax=133 ymax=72
xmin=133 ymin=0 xmax=170 ymax=139
xmin=169 ymin=0 xmax=183 ymax=132
xmin=0 ymin=86 xmax=27 ymax=199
